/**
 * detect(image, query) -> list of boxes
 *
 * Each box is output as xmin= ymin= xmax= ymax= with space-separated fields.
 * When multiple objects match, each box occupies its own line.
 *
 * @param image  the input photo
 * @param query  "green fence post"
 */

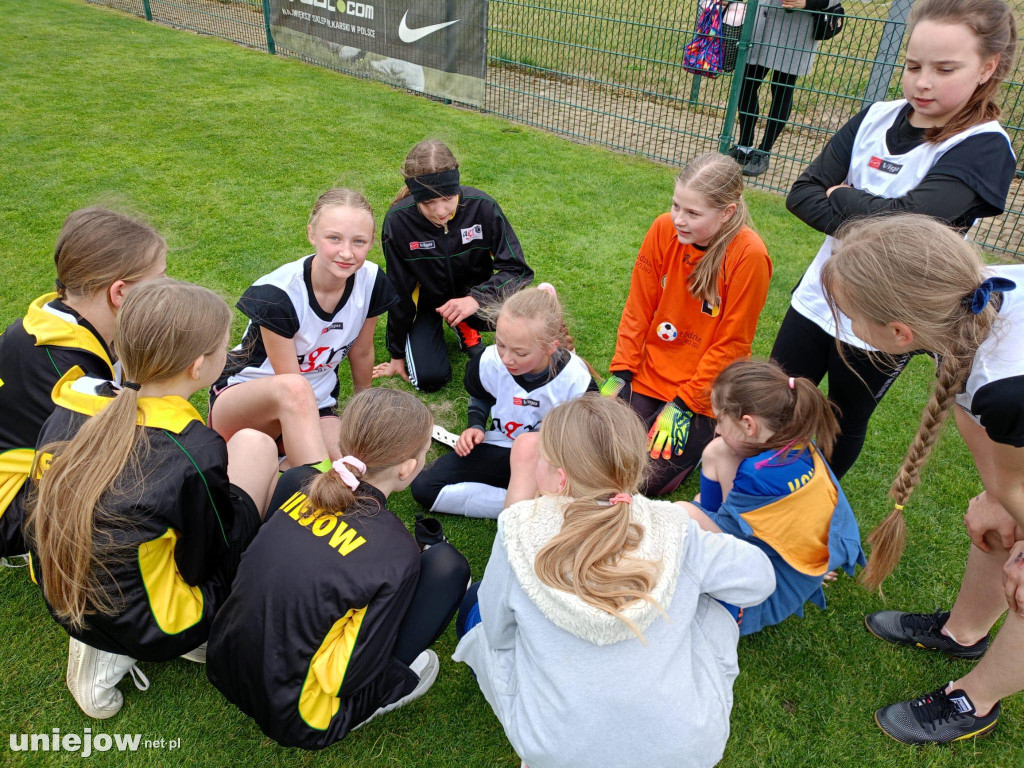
xmin=141 ymin=0 xmax=152 ymax=21
xmin=261 ymin=0 xmax=276 ymax=54
xmin=718 ymin=0 xmax=760 ymax=154
xmin=689 ymin=74 xmax=701 ymax=105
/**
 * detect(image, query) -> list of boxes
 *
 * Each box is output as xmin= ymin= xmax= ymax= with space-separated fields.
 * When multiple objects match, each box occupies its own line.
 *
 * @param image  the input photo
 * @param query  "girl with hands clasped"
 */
xmin=823 ymin=214 xmax=1024 ymax=745
xmin=453 ymin=395 xmax=775 ymax=768
xmin=604 ymin=152 xmax=772 ymax=495
xmin=374 ymin=140 xmax=534 ymax=392
xmin=411 ymin=286 xmax=595 ymax=519
xmin=776 ymin=0 xmax=1018 ymax=478
xmin=679 ymin=359 xmax=864 ymax=636
xmin=210 ymin=188 xmax=398 ymax=462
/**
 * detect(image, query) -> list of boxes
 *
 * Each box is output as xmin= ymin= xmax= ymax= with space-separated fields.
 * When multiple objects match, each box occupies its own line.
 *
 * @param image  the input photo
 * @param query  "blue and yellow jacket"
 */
xmin=207 ymin=466 xmax=421 ymax=750
xmin=706 ymin=444 xmax=865 ymax=636
xmin=29 ymin=369 xmax=236 ymax=660
xmin=0 ymin=293 xmax=115 ymax=556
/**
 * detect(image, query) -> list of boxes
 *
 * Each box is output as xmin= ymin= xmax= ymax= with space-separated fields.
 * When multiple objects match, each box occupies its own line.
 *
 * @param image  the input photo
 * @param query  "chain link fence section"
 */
xmin=81 ymin=0 xmax=1024 ymax=258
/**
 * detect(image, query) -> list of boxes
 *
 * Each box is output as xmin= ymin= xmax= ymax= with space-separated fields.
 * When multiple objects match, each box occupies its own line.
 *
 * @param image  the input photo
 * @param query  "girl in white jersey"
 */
xmin=774 ymin=0 xmax=1017 ymax=478
xmin=821 ymin=215 xmax=1024 ymax=744
xmin=211 ymin=188 xmax=399 ymax=462
xmin=411 ymin=286 xmax=596 ymax=519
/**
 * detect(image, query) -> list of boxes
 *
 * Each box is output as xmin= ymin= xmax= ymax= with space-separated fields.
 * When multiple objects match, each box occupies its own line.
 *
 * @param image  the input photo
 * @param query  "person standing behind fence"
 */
xmin=729 ymin=0 xmax=833 ymax=177
xmin=603 ymin=152 xmax=772 ymax=496
xmin=773 ymin=0 xmax=1017 ymax=479
xmin=373 ymin=140 xmax=534 ymax=392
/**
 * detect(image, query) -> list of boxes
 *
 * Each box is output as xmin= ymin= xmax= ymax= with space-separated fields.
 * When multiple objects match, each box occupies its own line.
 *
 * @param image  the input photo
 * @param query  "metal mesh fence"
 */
xmin=82 ymin=0 xmax=1024 ymax=258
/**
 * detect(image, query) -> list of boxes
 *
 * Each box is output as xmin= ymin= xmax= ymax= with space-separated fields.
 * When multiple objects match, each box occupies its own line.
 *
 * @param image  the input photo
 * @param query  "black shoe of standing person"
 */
xmin=727 ymin=145 xmax=749 ymax=165
xmin=415 ymin=514 xmax=447 ymax=550
xmin=864 ymin=610 xmax=990 ymax=660
xmin=742 ymin=149 xmax=770 ymax=177
xmin=875 ymin=685 xmax=1000 ymax=744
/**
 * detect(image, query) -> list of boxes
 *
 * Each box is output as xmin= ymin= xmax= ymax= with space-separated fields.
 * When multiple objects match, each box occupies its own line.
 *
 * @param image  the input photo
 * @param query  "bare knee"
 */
xmin=228 ymin=428 xmax=278 ymax=461
xmin=510 ymin=432 xmax=541 ymax=470
xmin=276 ymin=374 xmax=318 ymax=415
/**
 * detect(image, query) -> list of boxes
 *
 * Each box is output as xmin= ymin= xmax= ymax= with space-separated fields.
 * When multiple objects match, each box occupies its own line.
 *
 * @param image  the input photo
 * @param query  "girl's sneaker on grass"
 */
xmin=864 ymin=610 xmax=989 ymax=659
xmin=875 ymin=686 xmax=1000 ymax=744
xmin=353 ymin=650 xmax=439 ymax=731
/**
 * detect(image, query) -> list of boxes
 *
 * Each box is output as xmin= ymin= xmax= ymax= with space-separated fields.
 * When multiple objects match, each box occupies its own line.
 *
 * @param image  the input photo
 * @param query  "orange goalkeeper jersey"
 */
xmin=610 ymin=214 xmax=772 ymax=417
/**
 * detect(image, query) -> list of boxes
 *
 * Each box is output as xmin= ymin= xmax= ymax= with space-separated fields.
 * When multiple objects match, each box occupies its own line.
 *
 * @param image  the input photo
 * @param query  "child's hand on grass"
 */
xmin=456 ymin=427 xmax=485 ymax=457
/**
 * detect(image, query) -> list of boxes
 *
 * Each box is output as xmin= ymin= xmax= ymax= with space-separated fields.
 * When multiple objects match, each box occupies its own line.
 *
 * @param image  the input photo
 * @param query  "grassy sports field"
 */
xmin=1 ymin=1 xmax=1021 ymax=765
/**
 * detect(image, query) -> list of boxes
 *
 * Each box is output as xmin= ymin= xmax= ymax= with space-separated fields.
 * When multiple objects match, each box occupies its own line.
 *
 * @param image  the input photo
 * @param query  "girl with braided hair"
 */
xmin=822 ymin=213 xmax=1024 ymax=744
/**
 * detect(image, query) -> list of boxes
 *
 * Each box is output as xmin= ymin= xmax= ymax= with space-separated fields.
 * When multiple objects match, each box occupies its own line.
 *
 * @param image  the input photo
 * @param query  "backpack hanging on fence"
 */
xmin=683 ymin=2 xmax=725 ymax=79
xmin=722 ymin=2 xmax=746 ymax=73
xmin=813 ymin=4 xmax=845 ymax=42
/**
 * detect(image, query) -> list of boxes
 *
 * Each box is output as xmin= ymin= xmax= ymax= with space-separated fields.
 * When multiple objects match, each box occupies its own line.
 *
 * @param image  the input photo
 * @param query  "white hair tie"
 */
xmin=332 ymin=456 xmax=366 ymax=491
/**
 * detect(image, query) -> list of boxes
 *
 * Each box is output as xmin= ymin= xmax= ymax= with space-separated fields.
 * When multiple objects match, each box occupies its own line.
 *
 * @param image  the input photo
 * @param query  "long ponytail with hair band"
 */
xmin=332 ymin=456 xmax=366 ymax=492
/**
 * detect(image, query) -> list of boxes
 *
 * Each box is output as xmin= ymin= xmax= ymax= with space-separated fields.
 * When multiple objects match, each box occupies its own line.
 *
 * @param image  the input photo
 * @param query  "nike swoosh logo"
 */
xmin=398 ymin=11 xmax=460 ymax=43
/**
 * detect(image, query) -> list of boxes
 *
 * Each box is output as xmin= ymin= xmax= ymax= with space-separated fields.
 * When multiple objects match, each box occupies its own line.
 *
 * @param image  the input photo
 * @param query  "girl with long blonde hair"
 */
xmin=453 ymin=394 xmax=774 ymax=768
xmin=822 ymin=213 xmax=1024 ymax=744
xmin=25 ymin=279 xmax=281 ymax=719
xmin=604 ymin=151 xmax=772 ymax=496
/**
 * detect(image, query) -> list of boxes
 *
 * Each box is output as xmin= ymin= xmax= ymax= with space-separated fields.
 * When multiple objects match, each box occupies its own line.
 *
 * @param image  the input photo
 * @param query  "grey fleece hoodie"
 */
xmin=453 ymin=495 xmax=775 ymax=768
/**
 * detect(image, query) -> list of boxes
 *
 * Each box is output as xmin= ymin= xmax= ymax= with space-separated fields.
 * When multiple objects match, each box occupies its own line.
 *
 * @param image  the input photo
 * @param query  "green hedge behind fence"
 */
xmin=85 ymin=0 xmax=1024 ymax=258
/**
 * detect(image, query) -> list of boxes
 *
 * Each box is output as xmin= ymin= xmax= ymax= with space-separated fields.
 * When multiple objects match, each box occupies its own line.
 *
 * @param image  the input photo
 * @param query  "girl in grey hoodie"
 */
xmin=453 ymin=394 xmax=775 ymax=768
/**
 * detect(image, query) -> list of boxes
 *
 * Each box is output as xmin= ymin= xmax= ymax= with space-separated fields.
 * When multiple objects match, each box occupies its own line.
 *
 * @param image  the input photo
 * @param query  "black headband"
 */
xmin=405 ymin=168 xmax=460 ymax=203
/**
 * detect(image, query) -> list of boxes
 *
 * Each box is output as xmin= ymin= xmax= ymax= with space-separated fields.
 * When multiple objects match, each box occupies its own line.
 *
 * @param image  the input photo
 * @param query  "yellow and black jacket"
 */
xmin=30 ymin=370 xmax=235 ymax=661
xmin=0 ymin=294 xmax=116 ymax=556
xmin=207 ymin=466 xmax=421 ymax=749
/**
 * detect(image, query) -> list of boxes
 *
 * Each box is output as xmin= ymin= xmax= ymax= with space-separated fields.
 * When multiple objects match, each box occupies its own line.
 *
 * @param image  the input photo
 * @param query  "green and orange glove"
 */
xmin=599 ymin=371 xmax=632 ymax=400
xmin=647 ymin=400 xmax=692 ymax=460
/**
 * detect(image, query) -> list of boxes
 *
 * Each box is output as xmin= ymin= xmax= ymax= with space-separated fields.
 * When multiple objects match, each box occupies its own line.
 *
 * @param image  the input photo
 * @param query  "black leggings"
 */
xmin=404 ymin=308 xmax=488 ymax=393
xmin=770 ymin=307 xmax=912 ymax=479
xmin=737 ymin=63 xmax=799 ymax=153
xmin=392 ymin=542 xmax=471 ymax=665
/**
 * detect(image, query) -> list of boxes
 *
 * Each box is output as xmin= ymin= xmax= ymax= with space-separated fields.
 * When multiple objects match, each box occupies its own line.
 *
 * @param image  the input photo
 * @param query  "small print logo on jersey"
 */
xmin=409 ymin=240 xmax=435 ymax=250
xmin=868 ymin=156 xmax=902 ymax=174
xmin=321 ymin=322 xmax=344 ymax=334
xmin=701 ymin=299 xmax=720 ymax=317
xmin=513 ymin=396 xmax=540 ymax=407
xmin=461 ymin=224 xmax=483 ymax=244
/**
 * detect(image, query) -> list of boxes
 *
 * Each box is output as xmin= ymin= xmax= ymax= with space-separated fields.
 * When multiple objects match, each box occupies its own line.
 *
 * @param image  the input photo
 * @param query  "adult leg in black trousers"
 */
xmin=392 ymin=542 xmax=471 ymax=665
xmin=737 ymin=63 xmax=771 ymax=148
xmin=759 ymin=70 xmax=799 ymax=153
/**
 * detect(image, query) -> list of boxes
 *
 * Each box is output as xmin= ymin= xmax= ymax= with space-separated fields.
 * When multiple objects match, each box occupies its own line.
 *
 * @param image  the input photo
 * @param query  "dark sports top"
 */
xmin=206 ymin=466 xmax=421 ymax=749
xmin=381 ymin=186 xmax=534 ymax=358
xmin=29 ymin=370 xmax=235 ymax=660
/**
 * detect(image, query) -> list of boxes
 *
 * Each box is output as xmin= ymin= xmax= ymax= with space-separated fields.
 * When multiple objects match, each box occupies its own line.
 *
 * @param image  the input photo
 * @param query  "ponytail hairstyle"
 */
xmin=907 ymin=0 xmax=1018 ymax=143
xmin=53 ymin=207 xmax=166 ymax=301
xmin=711 ymin=358 xmax=840 ymax=461
xmin=393 ymin=140 xmax=459 ymax=204
xmin=675 ymin=152 xmax=752 ymax=307
xmin=821 ymin=214 xmax=1001 ymax=590
xmin=308 ymin=187 xmax=375 ymax=231
xmin=27 ymin=279 xmax=233 ymax=631
xmin=534 ymin=394 xmax=663 ymax=640
xmin=306 ymin=388 xmax=433 ymax=515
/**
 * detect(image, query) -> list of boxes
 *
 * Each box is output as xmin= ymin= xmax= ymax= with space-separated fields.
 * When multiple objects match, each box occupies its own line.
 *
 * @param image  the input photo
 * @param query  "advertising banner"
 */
xmin=269 ymin=0 xmax=487 ymax=105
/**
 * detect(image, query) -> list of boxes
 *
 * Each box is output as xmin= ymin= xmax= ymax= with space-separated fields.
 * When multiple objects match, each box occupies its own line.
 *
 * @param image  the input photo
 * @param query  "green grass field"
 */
xmin=1 ymin=1 xmax=1021 ymax=765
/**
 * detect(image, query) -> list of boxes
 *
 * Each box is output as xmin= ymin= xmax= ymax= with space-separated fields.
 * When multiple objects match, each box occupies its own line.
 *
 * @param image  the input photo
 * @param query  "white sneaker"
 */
xmin=66 ymin=637 xmax=150 ymax=719
xmin=180 ymin=642 xmax=207 ymax=664
xmin=353 ymin=650 xmax=440 ymax=730
xmin=0 ymin=554 xmax=30 ymax=569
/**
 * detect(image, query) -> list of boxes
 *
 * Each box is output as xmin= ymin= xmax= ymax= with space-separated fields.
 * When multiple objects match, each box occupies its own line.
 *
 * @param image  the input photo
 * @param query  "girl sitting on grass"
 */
xmin=411 ymin=285 xmax=595 ymax=519
xmin=454 ymin=394 xmax=774 ymax=768
xmin=603 ymin=152 xmax=772 ymax=496
xmin=25 ymin=279 xmax=282 ymax=719
xmin=207 ymin=388 xmax=470 ymax=749
xmin=680 ymin=358 xmax=865 ymax=635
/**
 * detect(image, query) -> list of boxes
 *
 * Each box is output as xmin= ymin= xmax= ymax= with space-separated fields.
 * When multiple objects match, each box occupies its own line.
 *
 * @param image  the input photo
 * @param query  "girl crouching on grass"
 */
xmin=25 ymin=279 xmax=281 ymax=719
xmin=207 ymin=388 xmax=470 ymax=749
xmin=454 ymin=394 xmax=774 ymax=768
xmin=603 ymin=152 xmax=772 ymax=496
xmin=680 ymin=359 xmax=865 ymax=635
xmin=411 ymin=286 xmax=596 ymax=520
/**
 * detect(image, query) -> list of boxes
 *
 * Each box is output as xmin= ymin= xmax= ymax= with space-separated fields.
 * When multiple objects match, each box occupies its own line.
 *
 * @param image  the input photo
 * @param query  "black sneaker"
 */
xmin=726 ymin=146 xmax=749 ymax=164
xmin=875 ymin=686 xmax=1000 ymax=744
xmin=864 ymin=610 xmax=989 ymax=659
xmin=414 ymin=514 xmax=447 ymax=550
xmin=742 ymin=150 xmax=769 ymax=177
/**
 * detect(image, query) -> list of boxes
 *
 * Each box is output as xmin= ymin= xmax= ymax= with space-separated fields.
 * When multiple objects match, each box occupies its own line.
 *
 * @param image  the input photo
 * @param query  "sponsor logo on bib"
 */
xmin=461 ymin=224 xmax=483 ymax=244
xmin=868 ymin=156 xmax=902 ymax=174
xmin=321 ymin=322 xmax=344 ymax=334
xmin=409 ymin=240 xmax=435 ymax=250
xmin=513 ymin=396 xmax=540 ymax=407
